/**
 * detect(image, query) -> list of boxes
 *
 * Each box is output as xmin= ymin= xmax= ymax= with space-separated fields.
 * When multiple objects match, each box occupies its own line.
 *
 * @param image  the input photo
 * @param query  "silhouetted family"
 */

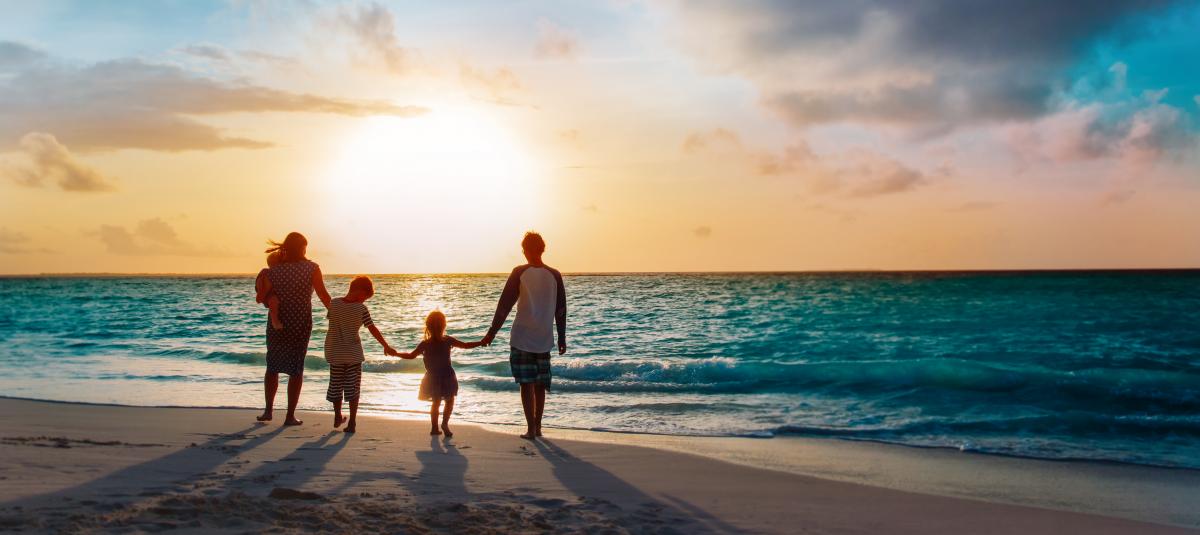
xmin=253 ymin=231 xmax=566 ymax=439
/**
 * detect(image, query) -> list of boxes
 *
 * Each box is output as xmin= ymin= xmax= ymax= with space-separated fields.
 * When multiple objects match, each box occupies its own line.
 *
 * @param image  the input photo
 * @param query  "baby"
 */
xmin=254 ymin=251 xmax=283 ymax=330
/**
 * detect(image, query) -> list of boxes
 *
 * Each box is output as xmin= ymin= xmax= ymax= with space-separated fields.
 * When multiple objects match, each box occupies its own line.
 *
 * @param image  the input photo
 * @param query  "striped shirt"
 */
xmin=324 ymin=297 xmax=374 ymax=365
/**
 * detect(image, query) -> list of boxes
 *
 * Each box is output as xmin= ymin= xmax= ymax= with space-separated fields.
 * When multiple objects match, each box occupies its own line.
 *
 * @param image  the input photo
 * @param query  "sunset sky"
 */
xmin=1 ymin=1 xmax=1198 ymax=274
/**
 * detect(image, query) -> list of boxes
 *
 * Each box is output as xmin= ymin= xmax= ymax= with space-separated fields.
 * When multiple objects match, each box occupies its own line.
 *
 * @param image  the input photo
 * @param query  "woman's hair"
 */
xmin=424 ymin=310 xmax=447 ymax=342
xmin=265 ymin=232 xmax=308 ymax=262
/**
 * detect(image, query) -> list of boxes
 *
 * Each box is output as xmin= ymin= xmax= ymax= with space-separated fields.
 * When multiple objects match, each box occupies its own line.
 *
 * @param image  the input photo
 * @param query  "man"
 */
xmin=481 ymin=232 xmax=567 ymax=439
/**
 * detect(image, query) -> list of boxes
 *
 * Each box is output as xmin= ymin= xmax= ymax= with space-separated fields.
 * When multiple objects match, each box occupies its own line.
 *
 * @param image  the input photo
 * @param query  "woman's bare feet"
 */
xmin=256 ymin=411 xmax=273 ymax=422
xmin=344 ymin=424 xmax=356 ymax=433
xmin=441 ymin=423 xmax=453 ymax=438
xmin=283 ymin=418 xmax=303 ymax=426
xmin=430 ymin=428 xmax=442 ymax=436
xmin=520 ymin=431 xmax=537 ymax=440
xmin=333 ymin=414 xmax=345 ymax=428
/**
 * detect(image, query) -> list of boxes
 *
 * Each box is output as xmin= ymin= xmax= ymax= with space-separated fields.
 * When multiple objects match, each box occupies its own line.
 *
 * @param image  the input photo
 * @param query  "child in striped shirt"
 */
xmin=325 ymin=276 xmax=395 ymax=433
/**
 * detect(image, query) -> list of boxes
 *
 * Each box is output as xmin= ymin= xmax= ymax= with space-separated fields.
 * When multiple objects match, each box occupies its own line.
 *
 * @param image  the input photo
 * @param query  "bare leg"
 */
xmin=283 ymin=374 xmax=303 ymax=426
xmin=268 ymin=296 xmax=283 ymax=330
xmin=345 ymin=399 xmax=358 ymax=433
xmin=333 ymin=399 xmax=344 ymax=428
xmin=429 ymin=398 xmax=442 ymax=435
xmin=534 ymin=384 xmax=546 ymax=436
xmin=258 ymin=372 xmax=278 ymax=421
xmin=519 ymin=384 xmax=536 ymax=439
xmin=441 ymin=396 xmax=455 ymax=437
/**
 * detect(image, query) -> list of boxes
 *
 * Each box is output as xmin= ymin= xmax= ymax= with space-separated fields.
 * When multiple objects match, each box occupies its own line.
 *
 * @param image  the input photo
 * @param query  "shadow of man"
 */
xmin=229 ymin=430 xmax=351 ymax=494
xmin=532 ymin=438 xmax=743 ymax=534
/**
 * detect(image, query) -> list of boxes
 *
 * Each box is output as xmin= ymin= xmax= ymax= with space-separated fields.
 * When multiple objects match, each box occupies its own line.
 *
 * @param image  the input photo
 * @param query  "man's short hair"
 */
xmin=350 ymin=275 xmax=374 ymax=295
xmin=522 ymin=231 xmax=546 ymax=254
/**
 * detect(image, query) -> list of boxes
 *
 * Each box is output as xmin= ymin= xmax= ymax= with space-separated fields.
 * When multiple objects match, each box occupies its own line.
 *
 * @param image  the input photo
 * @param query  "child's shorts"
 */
xmin=326 ymin=363 xmax=362 ymax=403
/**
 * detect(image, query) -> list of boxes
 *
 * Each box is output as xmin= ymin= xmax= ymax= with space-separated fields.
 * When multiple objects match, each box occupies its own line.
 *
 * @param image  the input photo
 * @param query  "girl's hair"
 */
xmin=423 ymin=310 xmax=447 ymax=342
xmin=265 ymin=232 xmax=308 ymax=262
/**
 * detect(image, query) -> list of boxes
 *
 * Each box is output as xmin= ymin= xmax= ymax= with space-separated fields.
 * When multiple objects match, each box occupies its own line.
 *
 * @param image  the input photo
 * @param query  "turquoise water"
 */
xmin=0 ymin=272 xmax=1197 ymax=468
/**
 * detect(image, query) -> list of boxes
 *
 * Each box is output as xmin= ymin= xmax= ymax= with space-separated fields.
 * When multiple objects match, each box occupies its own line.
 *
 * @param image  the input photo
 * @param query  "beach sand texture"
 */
xmin=0 ymin=398 xmax=1194 ymax=534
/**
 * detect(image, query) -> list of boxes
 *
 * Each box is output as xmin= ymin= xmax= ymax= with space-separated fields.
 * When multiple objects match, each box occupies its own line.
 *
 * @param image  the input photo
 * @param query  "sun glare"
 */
xmin=320 ymin=108 xmax=544 ymax=271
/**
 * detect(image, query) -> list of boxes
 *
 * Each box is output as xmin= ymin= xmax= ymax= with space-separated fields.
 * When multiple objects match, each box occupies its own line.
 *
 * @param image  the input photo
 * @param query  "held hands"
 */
xmin=480 ymin=333 xmax=495 ymax=347
xmin=558 ymin=341 xmax=567 ymax=355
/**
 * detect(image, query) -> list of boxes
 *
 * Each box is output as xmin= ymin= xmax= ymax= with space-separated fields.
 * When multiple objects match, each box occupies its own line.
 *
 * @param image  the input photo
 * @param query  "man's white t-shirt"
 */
xmin=488 ymin=264 xmax=567 ymax=354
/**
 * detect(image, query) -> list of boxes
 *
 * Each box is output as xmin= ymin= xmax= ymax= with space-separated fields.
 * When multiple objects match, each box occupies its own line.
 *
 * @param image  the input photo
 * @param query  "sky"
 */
xmin=1 ymin=0 xmax=1198 ymax=274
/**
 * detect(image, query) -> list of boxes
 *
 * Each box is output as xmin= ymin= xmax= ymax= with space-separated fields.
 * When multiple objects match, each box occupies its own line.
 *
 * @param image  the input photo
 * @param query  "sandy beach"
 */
xmin=0 ymin=398 xmax=1195 ymax=534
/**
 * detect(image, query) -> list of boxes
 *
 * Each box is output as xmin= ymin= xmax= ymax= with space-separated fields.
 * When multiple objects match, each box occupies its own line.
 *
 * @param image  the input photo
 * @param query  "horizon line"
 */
xmin=2 ymin=267 xmax=1199 ymax=278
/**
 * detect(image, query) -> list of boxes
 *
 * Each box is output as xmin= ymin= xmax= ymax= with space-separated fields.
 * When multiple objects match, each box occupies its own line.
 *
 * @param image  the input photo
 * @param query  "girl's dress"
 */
xmin=419 ymin=337 xmax=459 ymax=400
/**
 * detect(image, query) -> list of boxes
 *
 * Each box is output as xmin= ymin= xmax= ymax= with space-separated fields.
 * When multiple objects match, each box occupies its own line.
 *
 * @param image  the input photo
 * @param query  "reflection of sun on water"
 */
xmin=321 ymin=107 xmax=544 ymax=272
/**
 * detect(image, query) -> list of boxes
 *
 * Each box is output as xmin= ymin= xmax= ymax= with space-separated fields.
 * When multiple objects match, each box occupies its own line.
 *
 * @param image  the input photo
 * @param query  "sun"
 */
xmin=319 ymin=107 xmax=544 ymax=272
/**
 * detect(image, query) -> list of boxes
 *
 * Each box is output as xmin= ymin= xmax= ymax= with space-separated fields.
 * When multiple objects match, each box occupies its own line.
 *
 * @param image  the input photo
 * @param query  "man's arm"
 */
xmin=482 ymin=267 xmax=524 ymax=345
xmin=552 ymin=268 xmax=567 ymax=354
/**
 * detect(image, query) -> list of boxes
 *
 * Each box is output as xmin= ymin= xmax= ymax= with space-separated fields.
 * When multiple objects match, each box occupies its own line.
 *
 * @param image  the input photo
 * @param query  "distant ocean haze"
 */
xmin=0 ymin=271 xmax=1197 ymax=468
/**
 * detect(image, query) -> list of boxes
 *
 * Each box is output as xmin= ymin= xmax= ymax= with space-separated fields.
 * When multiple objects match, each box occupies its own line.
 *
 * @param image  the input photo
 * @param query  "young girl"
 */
xmin=391 ymin=311 xmax=482 ymax=437
xmin=254 ymin=251 xmax=284 ymax=330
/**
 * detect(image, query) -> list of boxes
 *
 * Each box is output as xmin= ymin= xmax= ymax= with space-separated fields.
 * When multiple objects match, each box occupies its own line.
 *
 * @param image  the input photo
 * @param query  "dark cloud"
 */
xmin=0 ymin=45 xmax=428 ymax=152
xmin=2 ymin=133 xmax=116 ymax=192
xmin=672 ymin=0 xmax=1180 ymax=129
xmin=93 ymin=218 xmax=233 ymax=257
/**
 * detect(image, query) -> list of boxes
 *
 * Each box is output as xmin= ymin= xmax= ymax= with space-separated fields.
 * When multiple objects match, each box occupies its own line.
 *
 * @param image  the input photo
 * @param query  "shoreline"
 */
xmin=1 ymin=397 xmax=1197 ymax=532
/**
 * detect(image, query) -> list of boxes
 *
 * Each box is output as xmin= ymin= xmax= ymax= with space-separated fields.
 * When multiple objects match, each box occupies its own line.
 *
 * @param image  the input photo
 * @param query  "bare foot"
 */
xmin=344 ymin=425 xmax=356 ymax=434
xmin=333 ymin=414 xmax=345 ymax=428
xmin=283 ymin=418 xmax=303 ymax=426
xmin=536 ymin=426 xmax=543 ymax=437
xmin=430 ymin=429 xmax=442 ymax=436
xmin=256 ymin=412 xmax=273 ymax=422
xmin=441 ymin=423 xmax=453 ymax=438
xmin=520 ymin=432 xmax=537 ymax=440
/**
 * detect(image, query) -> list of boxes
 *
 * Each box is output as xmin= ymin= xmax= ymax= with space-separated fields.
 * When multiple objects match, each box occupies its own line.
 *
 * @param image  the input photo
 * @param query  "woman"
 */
xmin=256 ymin=232 xmax=331 ymax=425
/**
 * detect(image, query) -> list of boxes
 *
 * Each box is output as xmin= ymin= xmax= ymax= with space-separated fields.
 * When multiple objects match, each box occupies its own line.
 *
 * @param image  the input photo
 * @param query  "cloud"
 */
xmin=0 ymin=41 xmax=45 ymax=69
xmin=459 ymin=63 xmax=523 ymax=103
xmin=1007 ymin=75 xmax=1194 ymax=166
xmin=177 ymin=43 xmax=232 ymax=62
xmin=535 ymin=19 xmax=581 ymax=60
xmin=693 ymin=226 xmax=713 ymax=238
xmin=682 ymin=127 xmax=925 ymax=198
xmin=2 ymin=133 xmax=116 ymax=192
xmin=93 ymin=218 xmax=233 ymax=257
xmin=948 ymin=201 xmax=998 ymax=213
xmin=1100 ymin=189 xmax=1137 ymax=205
xmin=844 ymin=158 xmax=924 ymax=197
xmin=336 ymin=1 xmax=414 ymax=75
xmin=0 ymin=46 xmax=428 ymax=152
xmin=669 ymin=1 xmax=1181 ymax=130
xmin=0 ymin=227 xmax=54 ymax=255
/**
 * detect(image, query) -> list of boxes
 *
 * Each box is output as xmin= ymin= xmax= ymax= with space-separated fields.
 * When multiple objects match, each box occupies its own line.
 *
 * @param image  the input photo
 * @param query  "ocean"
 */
xmin=1 ymin=272 xmax=1197 ymax=469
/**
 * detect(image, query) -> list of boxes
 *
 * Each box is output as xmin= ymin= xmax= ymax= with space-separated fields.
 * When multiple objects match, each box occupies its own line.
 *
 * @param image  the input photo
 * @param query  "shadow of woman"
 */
xmin=2 ymin=423 xmax=287 ymax=509
xmin=531 ymin=439 xmax=743 ymax=534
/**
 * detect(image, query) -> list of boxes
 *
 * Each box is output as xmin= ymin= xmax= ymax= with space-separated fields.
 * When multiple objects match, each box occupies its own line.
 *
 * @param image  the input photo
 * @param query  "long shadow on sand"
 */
xmin=227 ymin=430 xmax=351 ymax=493
xmin=532 ymin=438 xmax=743 ymax=534
xmin=412 ymin=436 xmax=469 ymax=502
xmin=1 ymin=422 xmax=286 ymax=510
